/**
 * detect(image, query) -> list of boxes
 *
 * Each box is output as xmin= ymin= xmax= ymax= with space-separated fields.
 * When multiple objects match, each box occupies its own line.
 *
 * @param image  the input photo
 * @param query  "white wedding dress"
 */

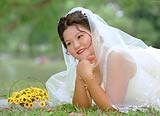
xmin=100 ymin=46 xmax=160 ymax=111
xmin=122 ymin=47 xmax=160 ymax=108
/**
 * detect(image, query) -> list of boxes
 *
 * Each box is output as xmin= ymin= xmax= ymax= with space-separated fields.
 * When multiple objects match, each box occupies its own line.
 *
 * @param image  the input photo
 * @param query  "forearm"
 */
xmin=85 ymin=76 xmax=113 ymax=110
xmin=72 ymin=77 xmax=92 ymax=108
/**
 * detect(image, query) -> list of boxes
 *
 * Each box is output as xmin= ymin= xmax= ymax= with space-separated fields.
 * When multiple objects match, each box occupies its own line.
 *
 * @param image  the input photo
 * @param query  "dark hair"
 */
xmin=57 ymin=11 xmax=90 ymax=48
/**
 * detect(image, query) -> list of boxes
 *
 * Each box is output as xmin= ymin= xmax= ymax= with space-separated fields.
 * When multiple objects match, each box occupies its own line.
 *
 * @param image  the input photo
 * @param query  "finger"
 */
xmin=86 ymin=54 xmax=95 ymax=60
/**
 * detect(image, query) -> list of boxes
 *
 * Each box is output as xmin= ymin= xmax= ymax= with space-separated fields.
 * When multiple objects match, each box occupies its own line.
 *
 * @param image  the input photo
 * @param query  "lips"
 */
xmin=77 ymin=49 xmax=85 ymax=54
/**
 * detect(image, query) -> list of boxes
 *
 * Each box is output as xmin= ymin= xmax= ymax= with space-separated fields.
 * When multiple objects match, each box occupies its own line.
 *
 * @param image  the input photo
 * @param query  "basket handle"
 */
xmin=9 ymin=77 xmax=47 ymax=97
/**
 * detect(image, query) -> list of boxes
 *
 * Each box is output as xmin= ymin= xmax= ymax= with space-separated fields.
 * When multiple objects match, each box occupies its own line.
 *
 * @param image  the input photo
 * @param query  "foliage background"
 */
xmin=0 ymin=0 xmax=160 ymax=58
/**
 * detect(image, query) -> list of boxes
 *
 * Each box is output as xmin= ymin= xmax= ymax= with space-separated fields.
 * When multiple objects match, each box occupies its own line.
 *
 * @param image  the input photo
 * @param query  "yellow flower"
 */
xmin=24 ymin=103 xmax=30 ymax=108
xmin=31 ymin=87 xmax=38 ymax=92
xmin=47 ymin=97 xmax=50 ymax=101
xmin=12 ymin=92 xmax=21 ymax=98
xmin=19 ymin=97 xmax=23 ymax=103
xmin=43 ymin=91 xmax=47 ymax=96
xmin=38 ymin=89 xmax=44 ymax=93
xmin=40 ymin=101 xmax=46 ymax=107
xmin=26 ymin=93 xmax=32 ymax=99
xmin=19 ymin=90 xmax=24 ymax=95
xmin=26 ymin=97 xmax=32 ymax=103
xmin=8 ymin=97 xmax=13 ymax=104
xmin=29 ymin=102 xmax=34 ymax=108
xmin=30 ymin=93 xmax=35 ymax=98
xmin=24 ymin=88 xmax=30 ymax=92
xmin=22 ymin=97 xmax=27 ymax=103
xmin=21 ymin=96 xmax=30 ymax=103
xmin=13 ymin=98 xmax=20 ymax=104
xmin=35 ymin=96 xmax=41 ymax=101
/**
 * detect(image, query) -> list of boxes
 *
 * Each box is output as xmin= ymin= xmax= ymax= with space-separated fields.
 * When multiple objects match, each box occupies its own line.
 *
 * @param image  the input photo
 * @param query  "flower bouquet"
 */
xmin=7 ymin=77 xmax=51 ymax=109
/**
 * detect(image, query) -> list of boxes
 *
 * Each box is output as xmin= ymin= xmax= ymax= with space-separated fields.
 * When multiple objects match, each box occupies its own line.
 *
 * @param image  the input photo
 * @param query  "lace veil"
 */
xmin=46 ymin=7 xmax=148 ymax=106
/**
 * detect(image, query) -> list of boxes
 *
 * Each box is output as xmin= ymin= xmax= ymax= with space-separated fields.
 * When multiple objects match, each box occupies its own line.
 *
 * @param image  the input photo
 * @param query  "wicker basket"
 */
xmin=9 ymin=77 xmax=46 ymax=97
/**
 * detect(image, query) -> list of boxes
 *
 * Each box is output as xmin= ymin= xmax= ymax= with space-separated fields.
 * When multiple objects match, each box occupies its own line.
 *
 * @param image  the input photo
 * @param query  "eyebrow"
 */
xmin=75 ymin=31 xmax=82 ymax=37
xmin=64 ymin=40 xmax=70 ymax=43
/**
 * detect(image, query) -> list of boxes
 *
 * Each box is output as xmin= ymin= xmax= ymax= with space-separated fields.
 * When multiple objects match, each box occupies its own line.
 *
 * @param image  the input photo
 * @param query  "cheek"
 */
xmin=85 ymin=36 xmax=92 ymax=46
xmin=67 ymin=49 xmax=76 ymax=56
xmin=90 ymin=45 xmax=95 ymax=53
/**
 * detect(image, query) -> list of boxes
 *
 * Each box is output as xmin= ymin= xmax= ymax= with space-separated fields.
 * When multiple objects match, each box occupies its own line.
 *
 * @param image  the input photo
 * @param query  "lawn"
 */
xmin=0 ymin=58 xmax=160 ymax=115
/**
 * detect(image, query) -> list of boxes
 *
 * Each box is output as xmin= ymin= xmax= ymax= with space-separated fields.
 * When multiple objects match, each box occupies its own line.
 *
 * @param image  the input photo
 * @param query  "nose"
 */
xmin=73 ymin=40 xmax=80 ymax=49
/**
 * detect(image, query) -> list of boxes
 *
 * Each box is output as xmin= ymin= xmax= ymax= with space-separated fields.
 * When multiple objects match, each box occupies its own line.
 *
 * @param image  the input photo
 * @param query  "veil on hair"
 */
xmin=46 ymin=7 xmax=149 ymax=107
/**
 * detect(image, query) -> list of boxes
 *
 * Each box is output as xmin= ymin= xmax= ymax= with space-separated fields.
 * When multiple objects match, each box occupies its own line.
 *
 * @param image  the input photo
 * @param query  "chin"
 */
xmin=77 ymin=53 xmax=90 ymax=60
xmin=77 ymin=57 xmax=85 ymax=61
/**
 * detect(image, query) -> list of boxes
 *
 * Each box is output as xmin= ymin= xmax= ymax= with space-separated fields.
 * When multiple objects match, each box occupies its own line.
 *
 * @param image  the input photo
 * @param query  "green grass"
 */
xmin=0 ymin=58 xmax=160 ymax=115
xmin=0 ymin=104 xmax=160 ymax=116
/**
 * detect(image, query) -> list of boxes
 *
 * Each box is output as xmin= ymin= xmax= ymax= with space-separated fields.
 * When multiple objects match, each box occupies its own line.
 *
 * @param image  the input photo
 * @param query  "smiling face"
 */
xmin=63 ymin=24 xmax=95 ymax=60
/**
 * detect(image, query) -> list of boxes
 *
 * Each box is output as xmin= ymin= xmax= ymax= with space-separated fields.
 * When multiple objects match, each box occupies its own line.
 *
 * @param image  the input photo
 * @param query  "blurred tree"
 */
xmin=0 ymin=0 xmax=159 ymax=58
xmin=0 ymin=0 xmax=65 ymax=57
xmin=114 ymin=0 xmax=160 ymax=48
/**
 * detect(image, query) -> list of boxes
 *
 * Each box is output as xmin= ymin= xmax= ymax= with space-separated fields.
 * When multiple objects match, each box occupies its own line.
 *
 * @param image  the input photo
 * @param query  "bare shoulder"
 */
xmin=108 ymin=50 xmax=129 ymax=64
xmin=108 ymin=50 xmax=137 ymax=78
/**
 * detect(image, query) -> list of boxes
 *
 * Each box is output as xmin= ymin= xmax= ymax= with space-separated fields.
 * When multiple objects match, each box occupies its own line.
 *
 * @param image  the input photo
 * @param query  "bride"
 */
xmin=46 ymin=7 xmax=160 ymax=111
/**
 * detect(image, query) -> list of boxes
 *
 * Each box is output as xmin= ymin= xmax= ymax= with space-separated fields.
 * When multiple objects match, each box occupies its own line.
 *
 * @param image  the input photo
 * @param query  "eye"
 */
xmin=66 ymin=42 xmax=71 ymax=46
xmin=77 ymin=35 xmax=83 ymax=39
